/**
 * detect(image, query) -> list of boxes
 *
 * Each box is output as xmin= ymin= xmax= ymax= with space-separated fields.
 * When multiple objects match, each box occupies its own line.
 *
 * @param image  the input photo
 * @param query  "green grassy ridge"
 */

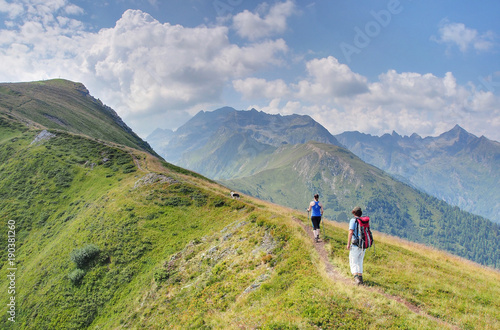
xmin=128 ymin=213 xmax=439 ymax=329
xmin=0 ymin=114 xmax=29 ymax=144
xmin=0 ymin=121 xmax=498 ymax=329
xmin=0 ymin=125 xmax=413 ymax=329
xmin=0 ymin=79 xmax=156 ymax=155
xmin=0 ymin=124 xmax=247 ymax=328
xmin=223 ymin=141 xmax=500 ymax=269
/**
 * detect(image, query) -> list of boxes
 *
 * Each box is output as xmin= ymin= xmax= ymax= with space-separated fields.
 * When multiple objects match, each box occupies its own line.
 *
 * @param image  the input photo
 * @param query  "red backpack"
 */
xmin=355 ymin=217 xmax=373 ymax=249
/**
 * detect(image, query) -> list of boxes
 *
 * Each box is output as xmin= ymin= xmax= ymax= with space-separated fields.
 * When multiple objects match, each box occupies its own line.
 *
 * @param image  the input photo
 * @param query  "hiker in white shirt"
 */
xmin=347 ymin=206 xmax=366 ymax=285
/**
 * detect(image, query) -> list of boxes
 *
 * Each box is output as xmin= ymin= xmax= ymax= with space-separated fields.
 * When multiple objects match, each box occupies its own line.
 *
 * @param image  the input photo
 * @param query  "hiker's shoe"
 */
xmin=354 ymin=275 xmax=361 ymax=285
xmin=359 ymin=276 xmax=364 ymax=285
xmin=314 ymin=236 xmax=319 ymax=243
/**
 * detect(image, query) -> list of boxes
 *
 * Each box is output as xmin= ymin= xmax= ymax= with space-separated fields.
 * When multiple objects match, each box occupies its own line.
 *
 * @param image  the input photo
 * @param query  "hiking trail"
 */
xmin=132 ymin=154 xmax=145 ymax=171
xmin=292 ymin=216 xmax=459 ymax=330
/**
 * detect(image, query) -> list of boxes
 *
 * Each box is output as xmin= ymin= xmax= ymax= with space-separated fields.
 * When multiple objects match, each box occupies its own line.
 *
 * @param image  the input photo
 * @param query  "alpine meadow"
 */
xmin=0 ymin=79 xmax=499 ymax=329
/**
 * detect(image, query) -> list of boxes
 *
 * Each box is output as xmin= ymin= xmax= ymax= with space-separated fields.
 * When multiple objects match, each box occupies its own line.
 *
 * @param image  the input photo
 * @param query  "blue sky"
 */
xmin=1 ymin=0 xmax=499 ymax=141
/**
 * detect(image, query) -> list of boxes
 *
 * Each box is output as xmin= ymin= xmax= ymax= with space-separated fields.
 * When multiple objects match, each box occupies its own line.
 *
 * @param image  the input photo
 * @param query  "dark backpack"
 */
xmin=354 ymin=216 xmax=373 ymax=249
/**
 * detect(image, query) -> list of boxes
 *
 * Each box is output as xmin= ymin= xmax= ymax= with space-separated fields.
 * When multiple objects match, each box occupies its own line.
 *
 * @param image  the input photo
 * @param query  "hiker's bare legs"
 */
xmin=313 ymin=228 xmax=320 ymax=241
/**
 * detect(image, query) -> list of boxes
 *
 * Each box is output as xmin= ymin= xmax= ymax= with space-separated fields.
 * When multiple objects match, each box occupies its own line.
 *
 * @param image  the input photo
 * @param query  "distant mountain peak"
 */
xmin=216 ymin=106 xmax=237 ymax=113
xmin=147 ymin=107 xmax=343 ymax=175
xmin=391 ymin=130 xmax=401 ymax=137
xmin=438 ymin=125 xmax=477 ymax=145
xmin=446 ymin=124 xmax=473 ymax=136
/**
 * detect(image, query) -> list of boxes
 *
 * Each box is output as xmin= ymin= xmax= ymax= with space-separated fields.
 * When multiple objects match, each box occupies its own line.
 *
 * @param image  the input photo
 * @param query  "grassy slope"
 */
xmin=0 ymin=115 xmax=498 ymax=329
xmin=0 ymin=79 xmax=156 ymax=155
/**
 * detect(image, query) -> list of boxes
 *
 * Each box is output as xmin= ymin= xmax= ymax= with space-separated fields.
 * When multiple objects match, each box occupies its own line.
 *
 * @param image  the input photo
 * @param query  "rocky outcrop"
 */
xmin=31 ymin=130 xmax=56 ymax=145
xmin=134 ymin=173 xmax=178 ymax=189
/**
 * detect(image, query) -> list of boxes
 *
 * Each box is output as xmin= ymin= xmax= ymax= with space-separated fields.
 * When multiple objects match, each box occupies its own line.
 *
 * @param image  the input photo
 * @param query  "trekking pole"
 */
xmin=308 ymin=210 xmax=315 ymax=236
xmin=372 ymin=220 xmax=376 ymax=255
xmin=321 ymin=217 xmax=325 ymax=241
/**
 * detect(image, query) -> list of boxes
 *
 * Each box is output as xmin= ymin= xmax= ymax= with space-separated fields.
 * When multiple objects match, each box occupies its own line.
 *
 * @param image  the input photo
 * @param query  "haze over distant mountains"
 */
xmin=336 ymin=126 xmax=500 ymax=223
xmin=148 ymin=107 xmax=499 ymax=224
xmin=148 ymin=107 xmax=341 ymax=179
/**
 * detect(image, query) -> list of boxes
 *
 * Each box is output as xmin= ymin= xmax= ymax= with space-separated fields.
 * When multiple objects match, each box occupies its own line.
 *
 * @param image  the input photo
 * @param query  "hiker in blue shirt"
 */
xmin=347 ymin=206 xmax=366 ymax=285
xmin=307 ymin=194 xmax=324 ymax=243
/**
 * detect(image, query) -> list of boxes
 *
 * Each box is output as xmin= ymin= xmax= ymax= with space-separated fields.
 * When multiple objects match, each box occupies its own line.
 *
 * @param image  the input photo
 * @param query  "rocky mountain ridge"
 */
xmin=336 ymin=125 xmax=500 ymax=222
xmin=0 ymin=79 xmax=157 ymax=155
xmin=148 ymin=107 xmax=341 ymax=179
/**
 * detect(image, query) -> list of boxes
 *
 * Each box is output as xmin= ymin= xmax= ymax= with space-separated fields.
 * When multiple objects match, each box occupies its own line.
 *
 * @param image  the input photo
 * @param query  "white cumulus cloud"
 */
xmin=83 ymin=10 xmax=288 ymax=117
xmin=293 ymin=56 xmax=369 ymax=101
xmin=233 ymin=77 xmax=289 ymax=99
xmin=233 ymin=0 xmax=297 ymax=40
xmin=433 ymin=20 xmax=495 ymax=53
xmin=0 ymin=5 xmax=289 ymax=135
xmin=238 ymin=56 xmax=500 ymax=140
xmin=0 ymin=0 xmax=24 ymax=18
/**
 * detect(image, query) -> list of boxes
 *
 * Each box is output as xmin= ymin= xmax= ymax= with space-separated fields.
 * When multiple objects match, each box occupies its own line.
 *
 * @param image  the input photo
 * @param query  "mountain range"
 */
xmin=1 ymin=80 xmax=499 ymax=329
xmin=149 ymin=107 xmax=499 ymax=224
xmin=148 ymin=107 xmax=500 ymax=268
xmin=148 ymin=107 xmax=341 ymax=180
xmin=336 ymin=127 xmax=500 ymax=223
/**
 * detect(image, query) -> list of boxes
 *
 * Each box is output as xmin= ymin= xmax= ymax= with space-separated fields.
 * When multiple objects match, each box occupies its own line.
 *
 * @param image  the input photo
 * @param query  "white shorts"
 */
xmin=349 ymin=245 xmax=366 ymax=274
